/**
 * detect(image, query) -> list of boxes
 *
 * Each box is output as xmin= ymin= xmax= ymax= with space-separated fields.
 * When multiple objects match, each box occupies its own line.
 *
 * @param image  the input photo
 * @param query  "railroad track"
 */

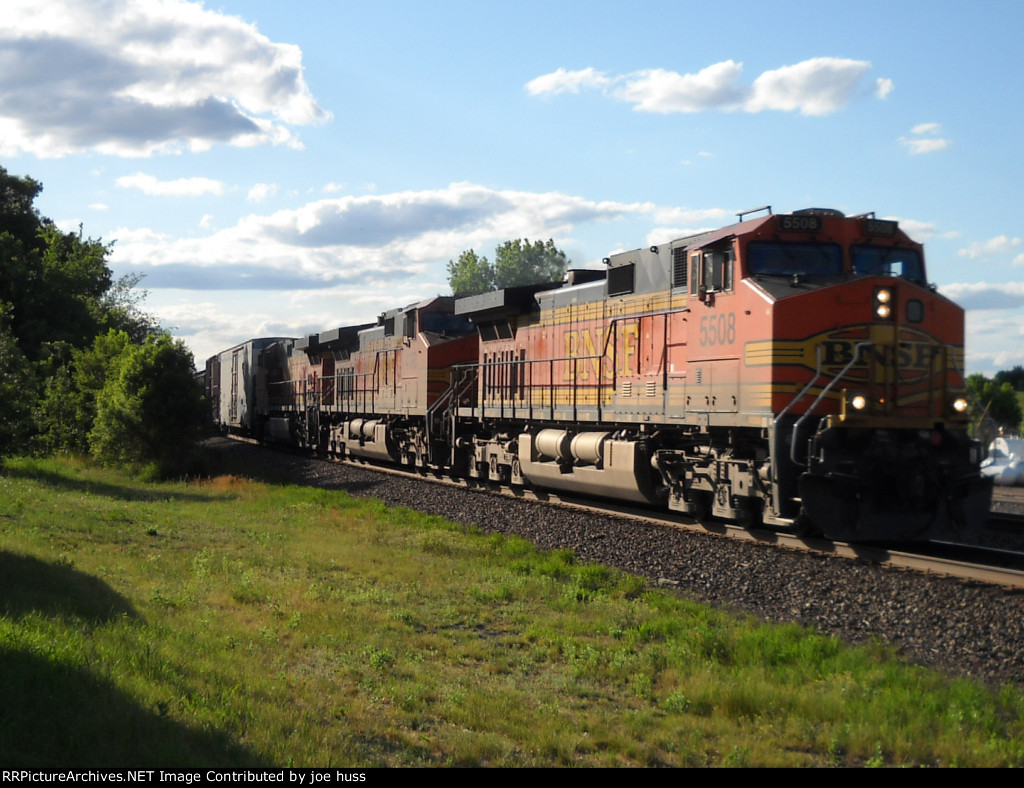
xmin=222 ymin=436 xmax=1024 ymax=591
xmin=481 ymin=484 xmax=1024 ymax=590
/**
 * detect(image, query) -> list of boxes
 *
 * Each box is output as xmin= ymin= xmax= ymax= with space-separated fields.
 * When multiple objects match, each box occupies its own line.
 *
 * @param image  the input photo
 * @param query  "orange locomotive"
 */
xmin=250 ymin=296 xmax=478 ymax=465
xmin=452 ymin=207 xmax=990 ymax=541
xmin=208 ymin=207 xmax=990 ymax=543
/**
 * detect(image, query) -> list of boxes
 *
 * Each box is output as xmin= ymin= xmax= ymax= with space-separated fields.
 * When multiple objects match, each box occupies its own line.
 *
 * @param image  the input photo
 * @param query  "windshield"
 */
xmin=747 ymin=241 xmax=843 ymax=277
xmin=852 ymin=245 xmax=925 ymax=283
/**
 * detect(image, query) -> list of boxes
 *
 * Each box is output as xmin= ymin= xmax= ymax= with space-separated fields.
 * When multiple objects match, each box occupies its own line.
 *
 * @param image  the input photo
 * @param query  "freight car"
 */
xmin=207 ymin=207 xmax=991 ymax=543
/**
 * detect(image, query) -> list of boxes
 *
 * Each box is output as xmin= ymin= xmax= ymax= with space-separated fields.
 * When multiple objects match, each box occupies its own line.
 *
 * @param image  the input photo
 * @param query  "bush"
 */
xmin=89 ymin=332 xmax=206 ymax=477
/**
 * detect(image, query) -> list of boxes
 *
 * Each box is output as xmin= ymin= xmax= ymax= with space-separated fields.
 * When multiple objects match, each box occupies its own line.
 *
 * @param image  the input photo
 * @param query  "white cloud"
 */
xmin=614 ymin=62 xmax=746 ymax=114
xmin=941 ymin=281 xmax=1024 ymax=309
xmin=89 ymin=203 xmax=109 ymax=212
xmin=109 ymin=226 xmax=171 ymax=245
xmin=248 ymin=183 xmax=278 ymax=203
xmin=958 ymin=235 xmax=1022 ymax=259
xmin=525 ymin=67 xmax=611 ymax=96
xmin=0 ymin=0 xmax=329 ymax=158
xmin=100 ymin=183 xmax=730 ymax=361
xmin=962 ymin=309 xmax=1024 ymax=374
xmin=109 ymin=182 xmax=658 ymax=288
xmin=746 ymin=57 xmax=873 ymax=116
xmin=53 ymin=218 xmax=83 ymax=233
xmin=116 ymin=172 xmax=225 ymax=196
xmin=901 ymin=137 xmax=950 ymax=155
xmin=526 ymin=57 xmax=888 ymax=116
xmin=652 ymin=206 xmax=732 ymax=226
xmin=644 ymin=208 xmax=734 ymax=246
xmin=899 ymin=123 xmax=950 ymax=155
xmin=884 ymin=217 xmax=936 ymax=242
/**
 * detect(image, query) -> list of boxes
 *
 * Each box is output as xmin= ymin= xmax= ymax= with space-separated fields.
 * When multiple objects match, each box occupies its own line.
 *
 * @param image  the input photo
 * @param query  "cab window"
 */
xmin=747 ymin=241 xmax=842 ymax=278
xmin=851 ymin=246 xmax=925 ymax=283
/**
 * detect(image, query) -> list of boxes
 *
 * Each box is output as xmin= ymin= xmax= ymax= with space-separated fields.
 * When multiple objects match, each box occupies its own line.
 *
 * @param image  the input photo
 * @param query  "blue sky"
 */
xmin=3 ymin=0 xmax=1023 ymax=373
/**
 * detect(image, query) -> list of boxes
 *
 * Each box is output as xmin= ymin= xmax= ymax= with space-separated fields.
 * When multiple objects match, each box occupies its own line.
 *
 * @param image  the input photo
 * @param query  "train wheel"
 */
xmin=687 ymin=491 xmax=712 ymax=523
xmin=734 ymin=499 xmax=762 ymax=530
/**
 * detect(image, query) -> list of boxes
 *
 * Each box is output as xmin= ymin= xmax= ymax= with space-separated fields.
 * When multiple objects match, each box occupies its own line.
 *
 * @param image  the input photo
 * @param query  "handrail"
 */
xmin=789 ymin=341 xmax=871 ymax=466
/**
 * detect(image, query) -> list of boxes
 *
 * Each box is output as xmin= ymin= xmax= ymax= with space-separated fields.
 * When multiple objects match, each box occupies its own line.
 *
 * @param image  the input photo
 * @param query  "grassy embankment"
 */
xmin=1 ymin=455 xmax=1022 ymax=767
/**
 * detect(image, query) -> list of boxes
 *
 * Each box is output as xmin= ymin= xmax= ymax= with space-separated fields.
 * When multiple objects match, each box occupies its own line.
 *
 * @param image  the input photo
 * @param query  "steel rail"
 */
xmin=219 ymin=435 xmax=1024 ymax=590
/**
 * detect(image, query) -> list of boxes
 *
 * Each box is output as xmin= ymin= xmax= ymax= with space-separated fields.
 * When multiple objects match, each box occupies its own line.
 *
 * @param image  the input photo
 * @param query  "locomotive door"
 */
xmin=689 ymin=245 xmax=739 ymax=414
xmin=637 ymin=311 xmax=667 ymax=414
xmin=665 ymin=310 xmax=688 ymax=418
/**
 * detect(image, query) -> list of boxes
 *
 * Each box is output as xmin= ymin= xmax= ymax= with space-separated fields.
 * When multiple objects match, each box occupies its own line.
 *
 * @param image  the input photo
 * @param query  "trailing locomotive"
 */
xmin=206 ymin=207 xmax=991 ymax=543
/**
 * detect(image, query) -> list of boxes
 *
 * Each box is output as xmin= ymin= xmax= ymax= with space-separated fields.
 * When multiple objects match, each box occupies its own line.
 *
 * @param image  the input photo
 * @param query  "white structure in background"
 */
xmin=981 ymin=437 xmax=1024 ymax=486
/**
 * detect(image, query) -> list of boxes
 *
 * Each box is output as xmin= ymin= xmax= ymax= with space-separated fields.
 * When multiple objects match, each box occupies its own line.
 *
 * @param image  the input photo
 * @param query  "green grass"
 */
xmin=2 ymin=455 xmax=1023 ymax=767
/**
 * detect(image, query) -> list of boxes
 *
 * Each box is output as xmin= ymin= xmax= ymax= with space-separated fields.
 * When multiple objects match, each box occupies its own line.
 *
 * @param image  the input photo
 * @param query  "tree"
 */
xmin=34 ymin=331 xmax=133 ymax=456
xmin=99 ymin=272 xmax=161 ymax=342
xmin=0 ymin=307 xmax=36 ymax=457
xmin=447 ymin=238 xmax=570 ymax=294
xmin=0 ymin=165 xmax=138 ymax=361
xmin=0 ymin=167 xmax=44 ymax=253
xmin=967 ymin=373 xmax=1023 ymax=432
xmin=0 ymin=166 xmax=209 ymax=474
xmin=15 ymin=226 xmax=114 ymax=357
xmin=446 ymin=249 xmax=494 ymax=295
xmin=995 ymin=366 xmax=1024 ymax=391
xmin=493 ymin=238 xmax=568 ymax=289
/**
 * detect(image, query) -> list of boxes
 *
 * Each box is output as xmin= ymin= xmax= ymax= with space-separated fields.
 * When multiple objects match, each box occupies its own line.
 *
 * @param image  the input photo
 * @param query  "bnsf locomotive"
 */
xmin=206 ymin=207 xmax=991 ymax=542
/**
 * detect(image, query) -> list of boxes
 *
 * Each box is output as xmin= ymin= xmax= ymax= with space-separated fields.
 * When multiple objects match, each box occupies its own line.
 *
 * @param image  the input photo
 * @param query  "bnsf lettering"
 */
xmin=563 ymin=323 xmax=640 ymax=381
xmin=821 ymin=340 xmax=939 ymax=369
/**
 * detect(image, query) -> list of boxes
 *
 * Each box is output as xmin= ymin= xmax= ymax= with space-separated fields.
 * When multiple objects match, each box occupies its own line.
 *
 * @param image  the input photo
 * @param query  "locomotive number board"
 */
xmin=776 ymin=214 xmax=823 ymax=233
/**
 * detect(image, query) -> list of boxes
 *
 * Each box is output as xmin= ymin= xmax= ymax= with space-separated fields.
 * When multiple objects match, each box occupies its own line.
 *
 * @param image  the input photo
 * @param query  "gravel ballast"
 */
xmin=210 ymin=438 xmax=1024 ymax=687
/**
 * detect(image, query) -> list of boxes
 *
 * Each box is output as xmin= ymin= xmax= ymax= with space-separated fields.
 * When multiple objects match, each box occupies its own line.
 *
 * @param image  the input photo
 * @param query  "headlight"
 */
xmin=849 ymin=393 xmax=868 ymax=411
xmin=952 ymin=397 xmax=969 ymax=413
xmin=874 ymin=287 xmax=894 ymax=321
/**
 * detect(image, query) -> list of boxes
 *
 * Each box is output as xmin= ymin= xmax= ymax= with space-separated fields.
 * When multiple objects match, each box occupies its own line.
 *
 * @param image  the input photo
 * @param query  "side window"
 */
xmin=690 ymin=254 xmax=700 ymax=296
xmin=703 ymin=253 xmax=720 ymax=291
xmin=701 ymin=248 xmax=734 ymax=292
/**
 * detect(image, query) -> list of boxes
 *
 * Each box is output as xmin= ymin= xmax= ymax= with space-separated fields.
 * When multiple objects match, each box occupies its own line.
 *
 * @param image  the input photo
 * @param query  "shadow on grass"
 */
xmin=0 ymin=551 xmax=269 ymax=766
xmin=0 ymin=647 xmax=269 ymax=767
xmin=3 ymin=460 xmax=228 ymax=503
xmin=1 ymin=463 xmax=222 ymax=503
xmin=0 ymin=551 xmax=139 ymax=623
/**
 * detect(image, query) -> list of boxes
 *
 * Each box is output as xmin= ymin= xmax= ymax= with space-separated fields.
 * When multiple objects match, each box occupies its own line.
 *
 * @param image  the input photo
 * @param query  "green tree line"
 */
xmin=0 ymin=167 xmax=205 ymax=476
xmin=447 ymin=238 xmax=569 ymax=295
